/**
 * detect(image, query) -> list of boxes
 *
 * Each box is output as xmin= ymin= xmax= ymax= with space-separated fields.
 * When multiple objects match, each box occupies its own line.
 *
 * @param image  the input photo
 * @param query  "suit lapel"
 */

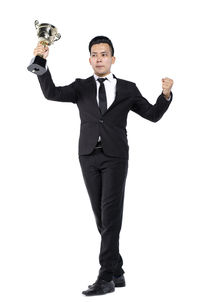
xmin=86 ymin=76 xmax=100 ymax=116
xmin=103 ymin=74 xmax=122 ymax=115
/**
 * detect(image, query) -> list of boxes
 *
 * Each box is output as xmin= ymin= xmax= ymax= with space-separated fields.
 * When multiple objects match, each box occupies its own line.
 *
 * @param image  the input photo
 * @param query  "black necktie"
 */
xmin=97 ymin=78 xmax=107 ymax=114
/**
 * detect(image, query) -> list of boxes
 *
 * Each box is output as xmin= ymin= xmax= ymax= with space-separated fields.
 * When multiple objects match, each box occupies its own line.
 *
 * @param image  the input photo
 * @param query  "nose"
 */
xmin=97 ymin=55 xmax=102 ymax=62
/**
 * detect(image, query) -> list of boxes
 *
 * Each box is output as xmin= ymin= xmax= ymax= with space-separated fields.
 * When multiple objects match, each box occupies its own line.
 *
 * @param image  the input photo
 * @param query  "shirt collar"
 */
xmin=93 ymin=72 xmax=114 ymax=82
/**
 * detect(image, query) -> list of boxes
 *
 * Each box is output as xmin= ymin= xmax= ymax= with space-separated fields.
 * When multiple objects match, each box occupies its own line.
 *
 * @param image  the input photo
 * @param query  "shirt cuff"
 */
xmin=163 ymin=91 xmax=172 ymax=101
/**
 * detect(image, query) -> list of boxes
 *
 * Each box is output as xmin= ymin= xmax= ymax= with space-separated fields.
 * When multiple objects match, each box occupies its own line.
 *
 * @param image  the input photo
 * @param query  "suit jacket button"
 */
xmin=99 ymin=119 xmax=103 ymax=123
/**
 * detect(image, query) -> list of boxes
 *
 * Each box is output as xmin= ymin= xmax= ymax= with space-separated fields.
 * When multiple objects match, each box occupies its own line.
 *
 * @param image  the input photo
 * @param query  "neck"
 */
xmin=95 ymin=71 xmax=111 ymax=77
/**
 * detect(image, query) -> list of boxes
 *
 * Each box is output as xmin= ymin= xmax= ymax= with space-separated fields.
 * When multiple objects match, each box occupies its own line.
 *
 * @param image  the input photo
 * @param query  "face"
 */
xmin=89 ymin=43 xmax=116 ymax=77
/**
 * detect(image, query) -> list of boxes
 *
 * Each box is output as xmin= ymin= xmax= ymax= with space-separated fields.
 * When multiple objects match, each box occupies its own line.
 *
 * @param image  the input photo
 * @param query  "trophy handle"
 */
xmin=54 ymin=33 xmax=61 ymax=41
xmin=35 ymin=20 xmax=39 ymax=29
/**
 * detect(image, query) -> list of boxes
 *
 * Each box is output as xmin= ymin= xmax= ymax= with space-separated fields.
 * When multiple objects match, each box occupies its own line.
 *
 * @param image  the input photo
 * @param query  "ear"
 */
xmin=112 ymin=56 xmax=116 ymax=64
xmin=89 ymin=57 xmax=92 ymax=65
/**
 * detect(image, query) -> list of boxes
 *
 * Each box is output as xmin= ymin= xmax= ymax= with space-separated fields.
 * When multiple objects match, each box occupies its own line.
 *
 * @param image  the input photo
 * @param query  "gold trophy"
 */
xmin=27 ymin=20 xmax=61 ymax=75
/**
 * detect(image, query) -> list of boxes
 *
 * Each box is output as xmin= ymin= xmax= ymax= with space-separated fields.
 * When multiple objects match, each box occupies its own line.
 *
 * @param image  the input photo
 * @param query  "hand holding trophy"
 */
xmin=34 ymin=42 xmax=49 ymax=59
xmin=27 ymin=20 xmax=61 ymax=75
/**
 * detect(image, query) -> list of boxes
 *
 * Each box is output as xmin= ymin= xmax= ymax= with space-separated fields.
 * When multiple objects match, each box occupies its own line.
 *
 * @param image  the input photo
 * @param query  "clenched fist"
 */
xmin=162 ymin=77 xmax=174 ymax=99
xmin=33 ymin=41 xmax=49 ymax=59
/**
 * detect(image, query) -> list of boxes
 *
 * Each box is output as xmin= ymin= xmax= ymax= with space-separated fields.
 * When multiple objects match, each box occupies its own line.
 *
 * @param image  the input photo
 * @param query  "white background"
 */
xmin=0 ymin=0 xmax=200 ymax=301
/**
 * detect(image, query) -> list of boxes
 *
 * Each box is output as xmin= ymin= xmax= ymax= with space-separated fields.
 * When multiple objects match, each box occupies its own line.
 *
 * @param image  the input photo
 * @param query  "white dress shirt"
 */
xmin=94 ymin=72 xmax=117 ymax=109
xmin=94 ymin=72 xmax=117 ymax=142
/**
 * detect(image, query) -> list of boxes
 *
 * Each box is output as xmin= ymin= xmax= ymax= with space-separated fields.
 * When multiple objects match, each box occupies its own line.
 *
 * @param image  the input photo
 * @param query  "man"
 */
xmin=34 ymin=36 xmax=173 ymax=296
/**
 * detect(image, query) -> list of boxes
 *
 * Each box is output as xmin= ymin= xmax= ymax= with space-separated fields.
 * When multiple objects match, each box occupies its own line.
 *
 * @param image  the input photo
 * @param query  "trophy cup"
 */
xmin=27 ymin=20 xmax=61 ymax=75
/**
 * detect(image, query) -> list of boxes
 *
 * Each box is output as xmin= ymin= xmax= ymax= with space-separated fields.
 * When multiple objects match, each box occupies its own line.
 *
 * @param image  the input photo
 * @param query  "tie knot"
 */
xmin=97 ymin=77 xmax=107 ymax=84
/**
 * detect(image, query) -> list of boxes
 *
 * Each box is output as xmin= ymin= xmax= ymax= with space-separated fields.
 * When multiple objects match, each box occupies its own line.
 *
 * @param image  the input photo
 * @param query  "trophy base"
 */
xmin=27 ymin=55 xmax=47 ymax=75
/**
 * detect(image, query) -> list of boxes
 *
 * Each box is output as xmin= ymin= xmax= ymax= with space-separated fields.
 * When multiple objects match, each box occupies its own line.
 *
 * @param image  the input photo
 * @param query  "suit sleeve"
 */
xmin=130 ymin=84 xmax=173 ymax=122
xmin=37 ymin=67 xmax=78 ymax=103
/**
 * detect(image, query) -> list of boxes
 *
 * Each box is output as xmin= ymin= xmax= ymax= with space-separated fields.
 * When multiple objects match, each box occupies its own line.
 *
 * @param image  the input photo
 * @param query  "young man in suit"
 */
xmin=34 ymin=36 xmax=173 ymax=296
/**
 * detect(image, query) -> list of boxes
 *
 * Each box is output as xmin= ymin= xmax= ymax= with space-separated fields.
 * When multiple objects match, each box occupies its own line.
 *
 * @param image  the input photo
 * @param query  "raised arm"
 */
xmin=131 ymin=79 xmax=173 ymax=122
xmin=34 ymin=42 xmax=78 ymax=103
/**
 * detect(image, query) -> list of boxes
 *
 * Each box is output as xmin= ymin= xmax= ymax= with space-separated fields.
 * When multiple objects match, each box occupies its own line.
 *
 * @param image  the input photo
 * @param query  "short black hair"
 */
xmin=89 ymin=36 xmax=114 ymax=56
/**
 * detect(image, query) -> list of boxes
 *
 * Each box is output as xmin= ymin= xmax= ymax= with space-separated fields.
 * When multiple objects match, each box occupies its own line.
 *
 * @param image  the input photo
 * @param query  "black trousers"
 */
xmin=78 ymin=147 xmax=128 ymax=281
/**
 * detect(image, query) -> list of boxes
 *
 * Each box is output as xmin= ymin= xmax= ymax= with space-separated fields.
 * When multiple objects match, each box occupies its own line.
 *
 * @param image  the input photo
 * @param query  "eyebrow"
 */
xmin=91 ymin=51 xmax=109 ymax=54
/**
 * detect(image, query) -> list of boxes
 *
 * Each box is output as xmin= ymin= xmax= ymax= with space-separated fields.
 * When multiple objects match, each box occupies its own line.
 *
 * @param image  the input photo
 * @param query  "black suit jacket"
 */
xmin=37 ymin=67 xmax=173 ymax=159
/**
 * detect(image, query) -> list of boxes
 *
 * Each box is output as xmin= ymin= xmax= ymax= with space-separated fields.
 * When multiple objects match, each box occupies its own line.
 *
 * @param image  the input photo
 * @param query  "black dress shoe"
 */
xmin=88 ymin=274 xmax=126 ymax=288
xmin=113 ymin=274 xmax=126 ymax=287
xmin=82 ymin=279 xmax=115 ymax=296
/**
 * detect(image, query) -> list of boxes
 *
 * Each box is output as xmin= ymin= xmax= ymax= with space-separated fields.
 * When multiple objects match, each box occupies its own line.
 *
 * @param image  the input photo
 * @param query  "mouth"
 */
xmin=96 ymin=66 xmax=104 ymax=68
